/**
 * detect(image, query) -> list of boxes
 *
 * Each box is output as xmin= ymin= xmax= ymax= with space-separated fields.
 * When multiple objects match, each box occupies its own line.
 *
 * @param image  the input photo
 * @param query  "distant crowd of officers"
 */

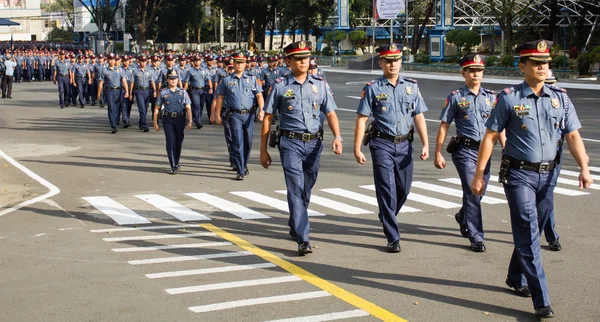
xmin=2 ymin=39 xmax=595 ymax=319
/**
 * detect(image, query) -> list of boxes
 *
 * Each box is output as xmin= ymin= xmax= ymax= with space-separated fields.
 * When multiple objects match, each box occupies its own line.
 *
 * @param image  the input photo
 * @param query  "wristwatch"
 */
xmin=334 ymin=136 xmax=343 ymax=142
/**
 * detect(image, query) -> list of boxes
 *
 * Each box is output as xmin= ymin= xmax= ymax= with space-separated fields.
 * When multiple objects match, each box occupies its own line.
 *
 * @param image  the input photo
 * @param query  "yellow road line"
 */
xmin=201 ymin=224 xmax=407 ymax=322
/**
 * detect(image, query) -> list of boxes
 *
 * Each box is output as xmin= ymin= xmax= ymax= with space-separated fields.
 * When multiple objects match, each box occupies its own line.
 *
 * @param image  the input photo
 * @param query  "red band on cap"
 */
xmin=520 ymin=49 xmax=550 ymax=56
xmin=461 ymin=60 xmax=484 ymax=68
xmin=379 ymin=50 xmax=401 ymax=57
xmin=286 ymin=48 xmax=310 ymax=55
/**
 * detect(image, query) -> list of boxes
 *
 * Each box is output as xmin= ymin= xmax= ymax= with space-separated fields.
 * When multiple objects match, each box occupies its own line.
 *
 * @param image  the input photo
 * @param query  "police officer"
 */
xmin=92 ymin=54 xmax=105 ymax=107
xmin=353 ymin=43 xmax=430 ymax=253
xmin=471 ymin=40 xmax=592 ymax=319
xmin=72 ymin=54 xmax=91 ymax=108
xmin=260 ymin=41 xmax=343 ymax=255
xmin=214 ymin=52 xmax=264 ymax=180
xmin=130 ymin=55 xmax=156 ymax=132
xmin=204 ymin=55 xmax=217 ymax=121
xmin=120 ymin=55 xmax=135 ymax=127
xmin=153 ymin=70 xmax=193 ymax=174
xmin=52 ymin=51 xmax=72 ymax=109
xmin=97 ymin=53 xmax=129 ymax=134
xmin=434 ymin=54 xmax=503 ymax=252
xmin=184 ymin=55 xmax=213 ymax=129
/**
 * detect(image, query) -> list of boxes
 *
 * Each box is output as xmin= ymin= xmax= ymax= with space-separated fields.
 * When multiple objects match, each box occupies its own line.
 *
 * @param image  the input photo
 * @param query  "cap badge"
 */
xmin=299 ymin=41 xmax=306 ymax=49
xmin=239 ymin=53 xmax=244 ymax=58
xmin=473 ymin=55 xmax=481 ymax=63
xmin=389 ymin=43 xmax=397 ymax=52
xmin=464 ymin=115 xmax=469 ymax=120
xmin=537 ymin=41 xmax=547 ymax=53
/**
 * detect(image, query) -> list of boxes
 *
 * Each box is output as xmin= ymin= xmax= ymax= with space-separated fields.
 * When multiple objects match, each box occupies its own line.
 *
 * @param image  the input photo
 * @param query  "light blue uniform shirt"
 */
xmin=155 ymin=88 xmax=191 ymax=113
xmin=439 ymin=85 xmax=496 ymax=141
xmin=185 ymin=67 xmax=210 ymax=88
xmin=216 ymin=71 xmax=262 ymax=111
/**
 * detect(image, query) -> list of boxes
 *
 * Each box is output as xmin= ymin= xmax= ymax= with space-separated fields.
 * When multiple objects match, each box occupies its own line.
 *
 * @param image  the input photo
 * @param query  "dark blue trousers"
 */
xmin=222 ymin=109 xmax=234 ymax=165
xmin=75 ymin=78 xmax=86 ymax=106
xmin=134 ymin=89 xmax=152 ymax=129
xmin=504 ymin=167 xmax=557 ymax=310
xmin=227 ymin=112 xmax=254 ymax=176
xmin=369 ymin=137 xmax=413 ymax=244
xmin=70 ymin=83 xmax=77 ymax=105
xmin=278 ymin=136 xmax=323 ymax=244
xmin=26 ymin=65 xmax=32 ymax=81
xmin=15 ymin=66 xmax=22 ymax=82
xmin=162 ymin=115 xmax=186 ymax=169
xmin=452 ymin=145 xmax=491 ymax=243
xmin=190 ymin=89 xmax=205 ymax=126
xmin=120 ymin=90 xmax=133 ymax=124
xmin=105 ymin=89 xmax=121 ymax=129
xmin=204 ymin=91 xmax=212 ymax=119
xmin=543 ymin=160 xmax=560 ymax=243
xmin=57 ymin=75 xmax=70 ymax=107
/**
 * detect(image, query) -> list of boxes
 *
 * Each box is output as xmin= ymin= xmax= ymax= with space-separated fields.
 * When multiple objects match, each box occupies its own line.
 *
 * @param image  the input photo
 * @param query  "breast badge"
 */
xmin=405 ymin=86 xmax=412 ymax=95
xmin=551 ymin=98 xmax=560 ymax=108
xmin=312 ymin=85 xmax=318 ymax=94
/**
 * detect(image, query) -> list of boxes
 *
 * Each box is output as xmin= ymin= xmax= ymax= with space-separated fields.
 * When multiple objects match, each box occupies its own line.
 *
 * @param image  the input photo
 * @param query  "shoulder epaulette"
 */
xmin=246 ymin=72 xmax=254 ymax=77
xmin=403 ymin=77 xmax=417 ymax=83
xmin=547 ymin=84 xmax=566 ymax=93
xmin=310 ymin=74 xmax=323 ymax=81
xmin=503 ymin=87 xmax=513 ymax=94
xmin=366 ymin=79 xmax=376 ymax=86
xmin=275 ymin=78 xmax=281 ymax=84
xmin=483 ymin=88 xmax=495 ymax=95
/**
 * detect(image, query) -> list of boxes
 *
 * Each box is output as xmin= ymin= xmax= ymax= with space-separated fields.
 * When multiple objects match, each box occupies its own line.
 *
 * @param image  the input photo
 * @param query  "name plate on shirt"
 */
xmin=514 ymin=104 xmax=531 ymax=117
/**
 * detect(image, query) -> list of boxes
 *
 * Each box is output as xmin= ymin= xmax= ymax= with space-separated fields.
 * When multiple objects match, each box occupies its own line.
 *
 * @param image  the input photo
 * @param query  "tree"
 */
xmin=409 ymin=0 xmax=435 ymax=55
xmin=348 ymin=29 xmax=366 ymax=47
xmin=445 ymin=29 xmax=481 ymax=55
xmin=488 ymin=0 xmax=536 ymax=53
xmin=213 ymin=0 xmax=270 ymax=47
xmin=153 ymin=0 xmax=206 ymax=44
xmin=75 ymin=0 xmax=125 ymax=35
xmin=349 ymin=0 xmax=371 ymax=28
xmin=127 ymin=0 xmax=163 ymax=44
xmin=43 ymin=0 xmax=75 ymax=31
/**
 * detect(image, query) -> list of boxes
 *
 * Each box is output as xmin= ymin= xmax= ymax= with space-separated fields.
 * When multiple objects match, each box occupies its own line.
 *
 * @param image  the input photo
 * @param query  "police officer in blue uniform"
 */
xmin=184 ymin=55 xmax=213 ymax=129
xmin=261 ymin=41 xmax=343 ymax=255
xmin=72 ymin=54 xmax=91 ymax=108
xmin=153 ymin=70 xmax=193 ymax=174
xmin=215 ymin=52 xmax=264 ymax=180
xmin=434 ymin=54 xmax=504 ymax=252
xmin=52 ymin=51 xmax=72 ymax=109
xmin=353 ymin=43 xmax=430 ymax=253
xmin=471 ymin=40 xmax=592 ymax=319
xmin=97 ymin=53 xmax=129 ymax=134
xmin=92 ymin=54 xmax=105 ymax=107
xmin=130 ymin=55 xmax=156 ymax=132
xmin=120 ymin=55 xmax=135 ymax=127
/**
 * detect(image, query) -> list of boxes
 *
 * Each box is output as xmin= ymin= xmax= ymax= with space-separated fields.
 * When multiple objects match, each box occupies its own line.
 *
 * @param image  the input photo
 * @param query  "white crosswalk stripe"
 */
xmin=186 ymin=192 xmax=270 ymax=219
xmin=82 ymin=196 xmax=151 ymax=225
xmin=188 ymin=291 xmax=332 ymax=313
xmin=558 ymin=169 xmax=600 ymax=181
xmin=231 ymin=191 xmax=325 ymax=216
xmin=111 ymin=242 xmax=232 ymax=253
xmin=145 ymin=263 xmax=277 ymax=279
xmin=359 ymin=185 xmax=462 ymax=209
xmin=135 ymin=194 xmax=211 ymax=221
xmin=321 ymin=188 xmax=421 ymax=213
xmin=488 ymin=175 xmax=593 ymax=195
xmin=265 ymin=309 xmax=370 ymax=322
xmin=166 ymin=276 xmax=302 ymax=295
xmin=275 ymin=190 xmax=372 ymax=215
xmin=410 ymin=181 xmax=507 ymax=204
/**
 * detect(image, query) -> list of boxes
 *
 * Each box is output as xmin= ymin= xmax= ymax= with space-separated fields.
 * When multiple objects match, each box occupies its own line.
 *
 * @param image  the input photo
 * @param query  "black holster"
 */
xmin=446 ymin=136 xmax=459 ymax=153
xmin=223 ymin=109 xmax=233 ymax=122
xmin=498 ymin=155 xmax=511 ymax=184
xmin=269 ymin=125 xmax=281 ymax=148
xmin=362 ymin=123 xmax=374 ymax=146
xmin=408 ymin=126 xmax=414 ymax=143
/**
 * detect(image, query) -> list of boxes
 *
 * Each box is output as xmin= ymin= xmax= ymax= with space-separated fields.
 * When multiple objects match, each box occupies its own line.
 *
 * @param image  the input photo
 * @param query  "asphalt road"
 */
xmin=1 ymin=73 xmax=599 ymax=322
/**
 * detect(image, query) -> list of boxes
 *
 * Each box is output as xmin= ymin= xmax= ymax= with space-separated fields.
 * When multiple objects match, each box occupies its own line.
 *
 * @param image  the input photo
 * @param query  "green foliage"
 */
xmin=500 ymin=54 xmax=515 ymax=67
xmin=47 ymin=27 xmax=74 ymax=42
xmin=445 ymin=29 xmax=481 ymax=55
xmin=322 ymin=46 xmax=333 ymax=56
xmin=443 ymin=56 xmax=460 ymax=64
xmin=485 ymin=55 xmax=498 ymax=67
xmin=348 ymin=29 xmax=366 ymax=43
xmin=344 ymin=50 xmax=357 ymax=55
xmin=414 ymin=52 xmax=430 ymax=64
xmin=325 ymin=30 xmax=347 ymax=43
xmin=552 ymin=55 xmax=566 ymax=70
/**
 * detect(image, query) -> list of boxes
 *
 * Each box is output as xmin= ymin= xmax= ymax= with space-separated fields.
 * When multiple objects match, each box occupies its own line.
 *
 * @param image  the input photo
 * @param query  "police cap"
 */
xmin=460 ymin=54 xmax=485 ymax=69
xmin=137 ymin=55 xmax=147 ymax=62
xmin=232 ymin=52 xmax=247 ymax=62
xmin=516 ymin=40 xmax=553 ymax=62
xmin=545 ymin=69 xmax=557 ymax=84
xmin=376 ymin=43 xmax=402 ymax=60
xmin=167 ymin=69 xmax=179 ymax=79
xmin=106 ymin=53 xmax=116 ymax=60
xmin=284 ymin=41 xmax=311 ymax=58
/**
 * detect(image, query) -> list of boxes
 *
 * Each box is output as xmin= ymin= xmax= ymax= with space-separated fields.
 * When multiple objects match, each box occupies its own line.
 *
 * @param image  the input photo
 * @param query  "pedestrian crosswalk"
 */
xmin=82 ymin=172 xmax=595 ymax=226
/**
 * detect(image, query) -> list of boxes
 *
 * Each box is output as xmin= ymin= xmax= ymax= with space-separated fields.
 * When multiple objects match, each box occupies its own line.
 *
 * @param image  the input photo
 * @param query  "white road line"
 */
xmin=265 ymin=309 xmax=370 ymax=322
xmin=103 ymin=232 xmax=215 ymax=242
xmin=90 ymin=224 xmax=199 ymax=233
xmin=487 ymin=176 xmax=591 ymax=196
xmin=186 ymin=193 xmax=270 ymax=219
xmin=0 ymin=150 xmax=61 ymax=217
xmin=166 ymin=275 xmax=301 ymax=295
xmin=439 ymin=178 xmax=507 ymax=194
xmin=111 ymin=242 xmax=231 ymax=253
xmin=582 ymin=138 xmax=600 ymax=143
xmin=359 ymin=184 xmax=461 ymax=209
xmin=146 ymin=263 xmax=277 ymax=279
xmin=411 ymin=181 xmax=507 ymax=204
xmin=135 ymin=194 xmax=211 ymax=221
xmin=82 ymin=196 xmax=151 ymax=225
xmin=560 ymin=169 xmax=600 ymax=181
xmin=128 ymin=251 xmax=252 ymax=265
xmin=231 ymin=191 xmax=325 ymax=216
xmin=275 ymin=190 xmax=372 ymax=215
xmin=556 ymin=177 xmax=600 ymax=190
xmin=589 ymin=166 xmax=600 ymax=173
xmin=321 ymin=188 xmax=421 ymax=213
xmin=188 ymin=291 xmax=331 ymax=313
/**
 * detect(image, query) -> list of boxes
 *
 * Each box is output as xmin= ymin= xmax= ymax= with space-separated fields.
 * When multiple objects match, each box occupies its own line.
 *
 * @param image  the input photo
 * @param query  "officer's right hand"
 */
xmin=215 ymin=116 xmax=222 ymax=125
xmin=154 ymin=124 xmax=160 ymax=132
xmin=53 ymin=79 xmax=56 ymax=85
xmin=210 ymin=114 xmax=216 ymax=124
xmin=354 ymin=151 xmax=366 ymax=164
xmin=434 ymin=153 xmax=446 ymax=169
xmin=579 ymin=170 xmax=593 ymax=189
xmin=470 ymin=174 xmax=485 ymax=197
xmin=260 ymin=151 xmax=272 ymax=169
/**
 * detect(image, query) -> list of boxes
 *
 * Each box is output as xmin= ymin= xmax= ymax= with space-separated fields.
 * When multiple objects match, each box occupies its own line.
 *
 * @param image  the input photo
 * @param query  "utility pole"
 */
xmin=219 ymin=9 xmax=224 ymax=51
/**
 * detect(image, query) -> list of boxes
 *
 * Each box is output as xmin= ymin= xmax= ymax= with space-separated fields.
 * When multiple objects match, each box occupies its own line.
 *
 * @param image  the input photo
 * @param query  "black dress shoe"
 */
xmin=470 ymin=241 xmax=486 ymax=252
xmin=116 ymin=121 xmax=121 ymax=125
xmin=124 ymin=122 xmax=130 ymax=128
xmin=506 ymin=280 xmax=531 ymax=297
xmin=111 ymin=128 xmax=118 ymax=134
xmin=60 ymin=106 xmax=64 ymax=109
xmin=548 ymin=239 xmax=562 ymax=251
xmin=196 ymin=124 xmax=203 ymax=129
xmin=535 ymin=306 xmax=555 ymax=318
xmin=232 ymin=165 xmax=238 ymax=172
xmin=289 ymin=229 xmax=297 ymax=240
xmin=170 ymin=167 xmax=178 ymax=175
xmin=143 ymin=127 xmax=149 ymax=132
xmin=455 ymin=213 xmax=469 ymax=238
xmin=80 ymin=105 xmax=84 ymax=108
xmin=244 ymin=167 xmax=249 ymax=175
xmin=235 ymin=174 xmax=244 ymax=180
xmin=298 ymin=242 xmax=312 ymax=256
xmin=386 ymin=241 xmax=401 ymax=253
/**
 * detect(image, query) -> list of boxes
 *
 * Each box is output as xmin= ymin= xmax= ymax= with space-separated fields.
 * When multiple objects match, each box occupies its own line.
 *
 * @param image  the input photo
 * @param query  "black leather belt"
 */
xmin=458 ymin=136 xmax=480 ymax=149
xmin=59 ymin=73 xmax=68 ymax=76
xmin=135 ymin=86 xmax=150 ymax=90
xmin=75 ymin=76 xmax=85 ymax=78
xmin=229 ymin=109 xmax=251 ymax=115
xmin=107 ymin=87 xmax=122 ymax=90
xmin=190 ymin=86 xmax=204 ymax=90
xmin=373 ymin=130 xmax=412 ymax=144
xmin=280 ymin=130 xmax=323 ymax=142
xmin=162 ymin=111 xmax=185 ymax=118
xmin=504 ymin=155 xmax=558 ymax=173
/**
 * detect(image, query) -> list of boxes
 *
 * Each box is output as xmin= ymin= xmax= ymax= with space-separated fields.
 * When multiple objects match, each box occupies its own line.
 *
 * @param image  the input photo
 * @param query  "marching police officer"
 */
xmin=215 ymin=52 xmax=264 ymax=180
xmin=97 ymin=53 xmax=129 ymax=134
xmin=353 ymin=43 xmax=429 ymax=253
xmin=434 ymin=54 xmax=504 ymax=252
xmin=52 ymin=51 xmax=72 ymax=109
xmin=130 ymin=55 xmax=156 ymax=132
xmin=260 ymin=41 xmax=343 ymax=255
xmin=72 ymin=54 xmax=91 ymax=108
xmin=184 ymin=55 xmax=213 ymax=128
xmin=153 ymin=70 xmax=193 ymax=174
xmin=120 ymin=55 xmax=135 ymax=127
xmin=92 ymin=54 xmax=105 ymax=107
xmin=471 ymin=40 xmax=592 ymax=318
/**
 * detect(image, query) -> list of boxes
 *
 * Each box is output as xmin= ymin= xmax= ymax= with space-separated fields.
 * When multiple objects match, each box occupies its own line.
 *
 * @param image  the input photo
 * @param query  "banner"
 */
xmin=373 ymin=0 xmax=405 ymax=20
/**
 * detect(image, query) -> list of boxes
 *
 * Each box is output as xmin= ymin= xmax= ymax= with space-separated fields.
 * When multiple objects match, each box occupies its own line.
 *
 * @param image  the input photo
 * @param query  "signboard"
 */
xmin=373 ymin=0 xmax=405 ymax=19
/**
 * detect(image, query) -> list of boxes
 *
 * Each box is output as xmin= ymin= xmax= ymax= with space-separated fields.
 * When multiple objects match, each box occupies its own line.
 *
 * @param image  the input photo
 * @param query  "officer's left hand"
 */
xmin=124 ymin=92 xmax=129 ymax=99
xmin=260 ymin=151 xmax=271 ymax=169
xmin=258 ymin=111 xmax=265 ymax=121
xmin=579 ymin=170 xmax=593 ymax=189
xmin=470 ymin=175 xmax=485 ymax=197
xmin=186 ymin=122 xmax=192 ymax=130
xmin=332 ymin=139 xmax=343 ymax=155
xmin=420 ymin=147 xmax=429 ymax=161
xmin=88 ymin=80 xmax=92 ymax=85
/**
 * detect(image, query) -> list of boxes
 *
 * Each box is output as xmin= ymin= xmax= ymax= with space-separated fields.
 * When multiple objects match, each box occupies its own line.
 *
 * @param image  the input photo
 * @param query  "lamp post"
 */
xmin=560 ymin=7 xmax=569 ymax=71
xmin=133 ymin=24 xmax=138 ymax=53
